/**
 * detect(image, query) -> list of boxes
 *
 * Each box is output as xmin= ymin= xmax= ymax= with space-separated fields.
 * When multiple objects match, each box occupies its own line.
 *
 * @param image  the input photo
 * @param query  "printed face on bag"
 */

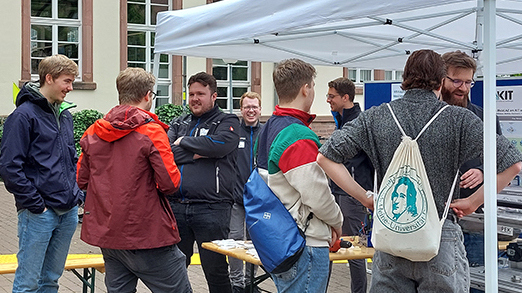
xmin=377 ymin=167 xmax=428 ymax=233
xmin=391 ymin=179 xmax=417 ymax=222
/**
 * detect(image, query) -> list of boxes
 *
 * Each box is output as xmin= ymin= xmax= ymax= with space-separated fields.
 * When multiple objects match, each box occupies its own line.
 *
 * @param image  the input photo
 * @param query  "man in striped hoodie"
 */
xmin=256 ymin=58 xmax=343 ymax=292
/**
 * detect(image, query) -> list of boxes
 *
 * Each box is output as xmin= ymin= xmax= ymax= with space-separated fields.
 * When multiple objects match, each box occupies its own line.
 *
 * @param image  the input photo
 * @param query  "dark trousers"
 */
xmin=101 ymin=244 xmax=192 ymax=293
xmin=170 ymin=201 xmax=233 ymax=293
xmin=335 ymin=194 xmax=368 ymax=293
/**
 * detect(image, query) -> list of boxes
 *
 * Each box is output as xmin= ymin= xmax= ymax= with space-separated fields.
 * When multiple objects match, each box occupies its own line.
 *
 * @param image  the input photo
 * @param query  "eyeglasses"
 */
xmin=446 ymin=76 xmax=475 ymax=88
xmin=326 ymin=94 xmax=340 ymax=100
xmin=242 ymin=106 xmax=260 ymax=111
xmin=150 ymin=91 xmax=157 ymax=100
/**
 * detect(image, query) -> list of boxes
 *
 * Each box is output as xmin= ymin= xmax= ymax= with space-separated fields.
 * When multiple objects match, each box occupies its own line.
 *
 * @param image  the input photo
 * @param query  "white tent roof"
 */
xmin=155 ymin=0 xmax=522 ymax=75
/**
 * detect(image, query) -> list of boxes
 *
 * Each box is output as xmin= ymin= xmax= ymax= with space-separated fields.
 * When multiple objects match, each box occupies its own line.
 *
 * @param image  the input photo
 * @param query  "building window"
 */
xmin=360 ymin=70 xmax=373 ymax=82
xmin=212 ymin=59 xmax=250 ymax=113
xmin=30 ymin=0 xmax=81 ymax=77
xmin=385 ymin=71 xmax=393 ymax=80
xmin=127 ymin=0 xmax=171 ymax=107
xmin=348 ymin=69 xmax=357 ymax=82
xmin=395 ymin=70 xmax=404 ymax=81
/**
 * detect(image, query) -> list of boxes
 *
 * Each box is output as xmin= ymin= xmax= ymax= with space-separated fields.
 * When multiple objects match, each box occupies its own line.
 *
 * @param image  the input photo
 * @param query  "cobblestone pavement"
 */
xmin=0 ymin=182 xmax=369 ymax=292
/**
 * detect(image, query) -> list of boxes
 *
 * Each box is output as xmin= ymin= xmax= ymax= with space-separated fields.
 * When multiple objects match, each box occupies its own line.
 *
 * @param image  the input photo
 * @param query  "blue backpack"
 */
xmin=243 ymin=168 xmax=312 ymax=274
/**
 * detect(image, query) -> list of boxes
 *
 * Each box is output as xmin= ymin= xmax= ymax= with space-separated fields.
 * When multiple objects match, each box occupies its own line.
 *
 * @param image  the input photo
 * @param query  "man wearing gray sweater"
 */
xmin=317 ymin=49 xmax=522 ymax=292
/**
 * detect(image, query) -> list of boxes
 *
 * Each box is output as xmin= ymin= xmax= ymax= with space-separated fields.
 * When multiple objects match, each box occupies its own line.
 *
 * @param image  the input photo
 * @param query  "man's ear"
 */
xmin=301 ymin=83 xmax=309 ymax=97
xmin=45 ymin=74 xmax=54 ymax=84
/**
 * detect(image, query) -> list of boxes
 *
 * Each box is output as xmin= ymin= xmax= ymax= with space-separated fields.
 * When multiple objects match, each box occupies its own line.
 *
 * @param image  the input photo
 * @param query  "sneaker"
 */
xmin=232 ymin=286 xmax=245 ymax=293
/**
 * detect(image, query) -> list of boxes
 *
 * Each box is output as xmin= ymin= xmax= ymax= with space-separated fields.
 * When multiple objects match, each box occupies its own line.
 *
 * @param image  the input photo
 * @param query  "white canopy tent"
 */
xmin=155 ymin=0 xmax=522 ymax=74
xmin=154 ymin=1 xmax=522 ymax=291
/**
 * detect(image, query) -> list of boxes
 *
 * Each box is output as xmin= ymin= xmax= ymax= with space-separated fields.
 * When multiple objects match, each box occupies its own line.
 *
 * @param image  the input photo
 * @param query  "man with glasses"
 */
xmin=326 ymin=77 xmax=373 ymax=293
xmin=441 ymin=50 xmax=503 ymax=293
xmin=77 ymin=67 xmax=191 ymax=292
xmin=229 ymin=92 xmax=263 ymax=293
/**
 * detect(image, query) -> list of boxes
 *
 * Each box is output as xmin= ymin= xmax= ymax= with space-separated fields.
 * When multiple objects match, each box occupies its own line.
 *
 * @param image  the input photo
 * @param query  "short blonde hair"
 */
xmin=38 ymin=54 xmax=79 ymax=87
xmin=273 ymin=59 xmax=316 ymax=104
xmin=240 ymin=92 xmax=261 ymax=108
xmin=116 ymin=68 xmax=156 ymax=104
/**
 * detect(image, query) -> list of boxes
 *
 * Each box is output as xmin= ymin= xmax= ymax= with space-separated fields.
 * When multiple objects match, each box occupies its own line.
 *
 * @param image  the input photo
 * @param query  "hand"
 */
xmin=460 ymin=168 xmax=483 ymax=189
xmin=450 ymin=197 xmax=480 ymax=218
xmin=174 ymin=137 xmax=183 ymax=146
xmin=330 ymin=226 xmax=342 ymax=247
xmin=193 ymin=154 xmax=207 ymax=160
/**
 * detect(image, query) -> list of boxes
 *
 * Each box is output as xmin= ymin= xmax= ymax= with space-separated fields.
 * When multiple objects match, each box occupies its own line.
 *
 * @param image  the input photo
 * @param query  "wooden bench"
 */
xmin=0 ymin=254 xmax=104 ymax=293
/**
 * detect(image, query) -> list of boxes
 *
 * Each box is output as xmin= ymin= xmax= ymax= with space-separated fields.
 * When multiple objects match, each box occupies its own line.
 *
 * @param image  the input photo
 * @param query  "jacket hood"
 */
xmin=93 ymin=105 xmax=168 ymax=142
xmin=16 ymin=82 xmax=48 ymax=108
xmin=16 ymin=82 xmax=77 ymax=114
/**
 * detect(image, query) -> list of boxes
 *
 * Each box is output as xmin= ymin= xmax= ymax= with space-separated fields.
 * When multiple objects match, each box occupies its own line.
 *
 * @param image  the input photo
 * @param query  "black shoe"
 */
xmin=232 ymin=286 xmax=245 ymax=293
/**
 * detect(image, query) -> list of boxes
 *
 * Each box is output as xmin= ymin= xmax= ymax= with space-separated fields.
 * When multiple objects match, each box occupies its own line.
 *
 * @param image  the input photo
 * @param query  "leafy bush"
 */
xmin=72 ymin=109 xmax=104 ymax=156
xmin=155 ymin=104 xmax=189 ymax=124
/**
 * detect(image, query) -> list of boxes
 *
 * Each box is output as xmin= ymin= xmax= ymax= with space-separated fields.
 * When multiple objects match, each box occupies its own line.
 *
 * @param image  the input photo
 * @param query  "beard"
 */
xmin=441 ymin=86 xmax=468 ymax=108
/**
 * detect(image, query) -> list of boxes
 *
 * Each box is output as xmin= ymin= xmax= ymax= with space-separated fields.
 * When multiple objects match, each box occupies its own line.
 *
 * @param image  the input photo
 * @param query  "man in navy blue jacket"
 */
xmin=326 ymin=77 xmax=373 ymax=293
xmin=229 ymin=92 xmax=263 ymax=293
xmin=0 ymin=54 xmax=84 ymax=293
xmin=167 ymin=72 xmax=240 ymax=293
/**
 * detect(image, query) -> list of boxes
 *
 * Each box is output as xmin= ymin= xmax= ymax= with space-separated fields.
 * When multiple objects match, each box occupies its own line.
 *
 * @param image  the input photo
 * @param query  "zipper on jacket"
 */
xmin=179 ymin=165 xmax=185 ymax=201
xmin=216 ymin=166 xmax=220 ymax=193
xmin=249 ymin=126 xmax=254 ymax=170
xmin=189 ymin=118 xmax=201 ymax=137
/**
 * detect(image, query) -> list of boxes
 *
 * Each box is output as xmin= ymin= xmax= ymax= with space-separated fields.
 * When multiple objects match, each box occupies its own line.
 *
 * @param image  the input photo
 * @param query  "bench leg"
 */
xmin=71 ymin=268 xmax=96 ymax=293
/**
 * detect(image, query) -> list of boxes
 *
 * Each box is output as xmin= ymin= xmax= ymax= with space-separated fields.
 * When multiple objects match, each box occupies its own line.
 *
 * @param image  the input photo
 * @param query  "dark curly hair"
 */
xmin=401 ymin=50 xmax=446 ymax=91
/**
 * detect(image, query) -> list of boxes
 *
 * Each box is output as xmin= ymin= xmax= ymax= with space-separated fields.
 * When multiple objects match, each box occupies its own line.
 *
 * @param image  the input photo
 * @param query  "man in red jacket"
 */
xmin=77 ymin=68 xmax=191 ymax=293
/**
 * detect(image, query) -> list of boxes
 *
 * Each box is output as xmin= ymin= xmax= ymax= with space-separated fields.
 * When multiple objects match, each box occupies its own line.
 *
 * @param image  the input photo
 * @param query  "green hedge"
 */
xmin=72 ymin=109 xmax=104 ymax=156
xmin=155 ymin=103 xmax=189 ymax=125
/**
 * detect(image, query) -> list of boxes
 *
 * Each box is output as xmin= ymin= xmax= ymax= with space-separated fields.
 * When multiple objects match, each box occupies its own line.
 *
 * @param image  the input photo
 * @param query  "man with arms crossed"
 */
xmin=168 ymin=72 xmax=240 ymax=293
xmin=77 ymin=67 xmax=191 ymax=292
xmin=0 ymin=54 xmax=83 ymax=292
xmin=326 ymin=77 xmax=373 ymax=293
xmin=256 ymin=58 xmax=343 ymax=292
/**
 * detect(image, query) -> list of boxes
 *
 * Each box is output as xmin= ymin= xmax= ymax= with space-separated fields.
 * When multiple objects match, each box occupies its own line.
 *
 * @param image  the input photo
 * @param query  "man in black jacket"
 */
xmin=326 ymin=77 xmax=373 ymax=293
xmin=168 ymin=72 xmax=239 ymax=293
xmin=229 ymin=92 xmax=263 ymax=293
xmin=441 ymin=51 xmax=503 ymax=293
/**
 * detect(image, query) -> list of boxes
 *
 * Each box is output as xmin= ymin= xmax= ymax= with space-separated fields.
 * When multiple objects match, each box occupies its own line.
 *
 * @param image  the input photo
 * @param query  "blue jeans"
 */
xmin=13 ymin=206 xmax=78 ymax=293
xmin=101 ymin=244 xmax=192 ymax=293
xmin=463 ymin=232 xmax=484 ymax=293
xmin=335 ymin=194 xmax=368 ymax=293
xmin=370 ymin=219 xmax=469 ymax=293
xmin=271 ymin=246 xmax=330 ymax=293
xmin=170 ymin=202 xmax=232 ymax=293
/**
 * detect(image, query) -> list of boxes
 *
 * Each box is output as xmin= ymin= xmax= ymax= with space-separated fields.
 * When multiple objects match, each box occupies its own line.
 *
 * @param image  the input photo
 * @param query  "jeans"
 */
xmin=370 ymin=219 xmax=469 ymax=293
xmin=335 ymin=194 xmax=368 ymax=293
xmin=463 ymin=232 xmax=485 ymax=293
xmin=229 ymin=202 xmax=257 ymax=289
xmin=170 ymin=201 xmax=232 ymax=293
xmin=101 ymin=244 xmax=192 ymax=293
xmin=13 ymin=206 xmax=78 ymax=293
xmin=271 ymin=246 xmax=330 ymax=293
